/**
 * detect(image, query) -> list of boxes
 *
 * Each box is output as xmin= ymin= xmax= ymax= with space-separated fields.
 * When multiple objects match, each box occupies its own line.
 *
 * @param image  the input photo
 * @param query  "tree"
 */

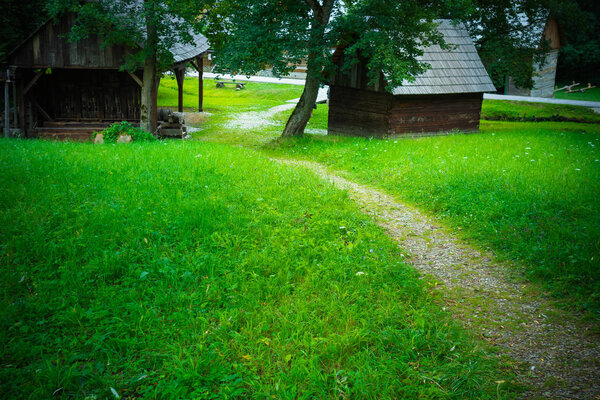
xmin=465 ymin=0 xmax=595 ymax=91
xmin=205 ymin=0 xmax=472 ymax=137
xmin=0 ymin=0 xmax=48 ymax=60
xmin=46 ymin=0 xmax=204 ymax=132
xmin=554 ymin=0 xmax=600 ymax=84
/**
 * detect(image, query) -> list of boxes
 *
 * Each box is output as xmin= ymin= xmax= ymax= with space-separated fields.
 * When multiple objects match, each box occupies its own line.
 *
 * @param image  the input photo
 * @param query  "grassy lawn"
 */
xmin=158 ymin=75 xmax=303 ymax=113
xmin=165 ymin=82 xmax=600 ymax=315
xmin=264 ymin=112 xmax=600 ymax=315
xmin=554 ymin=86 xmax=600 ymax=102
xmin=481 ymin=99 xmax=600 ymax=123
xmin=0 ymin=140 xmax=516 ymax=398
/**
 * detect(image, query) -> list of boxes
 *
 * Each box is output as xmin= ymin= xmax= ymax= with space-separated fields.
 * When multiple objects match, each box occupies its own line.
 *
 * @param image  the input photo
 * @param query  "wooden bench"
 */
xmin=214 ymin=79 xmax=246 ymax=90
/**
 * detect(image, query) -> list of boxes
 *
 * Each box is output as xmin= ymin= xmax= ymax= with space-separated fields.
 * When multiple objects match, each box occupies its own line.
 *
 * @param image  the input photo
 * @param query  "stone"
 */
xmin=93 ymin=133 xmax=104 ymax=144
xmin=116 ymin=134 xmax=132 ymax=143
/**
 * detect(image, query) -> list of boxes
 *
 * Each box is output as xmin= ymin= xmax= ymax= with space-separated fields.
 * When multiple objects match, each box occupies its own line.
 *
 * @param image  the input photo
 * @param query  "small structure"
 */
xmin=505 ymin=17 xmax=564 ymax=98
xmin=0 ymin=12 xmax=209 ymax=139
xmin=328 ymin=20 xmax=495 ymax=137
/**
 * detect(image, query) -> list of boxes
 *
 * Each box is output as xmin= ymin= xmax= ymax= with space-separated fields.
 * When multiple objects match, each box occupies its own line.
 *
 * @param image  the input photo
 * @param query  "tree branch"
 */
xmin=303 ymin=0 xmax=320 ymax=14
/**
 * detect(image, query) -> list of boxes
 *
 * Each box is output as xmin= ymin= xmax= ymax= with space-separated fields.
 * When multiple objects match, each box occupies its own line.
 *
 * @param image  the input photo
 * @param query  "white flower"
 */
xmin=355 ymin=271 xmax=366 ymax=276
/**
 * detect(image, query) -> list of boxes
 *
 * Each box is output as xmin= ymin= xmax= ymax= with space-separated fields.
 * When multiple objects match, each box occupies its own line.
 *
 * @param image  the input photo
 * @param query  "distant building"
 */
xmin=505 ymin=17 xmax=564 ymax=98
xmin=328 ymin=20 xmax=496 ymax=137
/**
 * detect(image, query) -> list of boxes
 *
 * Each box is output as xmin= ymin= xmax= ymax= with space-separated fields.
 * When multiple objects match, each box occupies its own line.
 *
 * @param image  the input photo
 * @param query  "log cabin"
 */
xmin=328 ymin=20 xmax=495 ymax=137
xmin=0 ymin=12 xmax=209 ymax=139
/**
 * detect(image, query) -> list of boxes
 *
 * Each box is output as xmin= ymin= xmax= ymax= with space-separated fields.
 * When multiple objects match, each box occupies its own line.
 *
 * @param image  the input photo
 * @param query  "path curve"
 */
xmin=275 ymin=158 xmax=600 ymax=400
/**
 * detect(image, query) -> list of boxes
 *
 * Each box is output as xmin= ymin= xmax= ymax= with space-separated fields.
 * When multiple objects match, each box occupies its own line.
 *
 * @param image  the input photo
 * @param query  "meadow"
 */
xmin=163 ymin=77 xmax=600 ymax=315
xmin=1 ymin=76 xmax=598 ymax=398
xmin=0 ymin=140 xmax=515 ymax=398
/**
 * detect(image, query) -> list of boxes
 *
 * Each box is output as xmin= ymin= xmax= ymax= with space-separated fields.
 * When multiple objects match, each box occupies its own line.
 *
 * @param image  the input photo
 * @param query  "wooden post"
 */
xmin=12 ymin=80 xmax=17 ymax=129
xmin=4 ymin=76 xmax=9 ymax=137
xmin=174 ymin=67 xmax=185 ymax=112
xmin=17 ymin=79 xmax=25 ymax=132
xmin=197 ymin=55 xmax=203 ymax=112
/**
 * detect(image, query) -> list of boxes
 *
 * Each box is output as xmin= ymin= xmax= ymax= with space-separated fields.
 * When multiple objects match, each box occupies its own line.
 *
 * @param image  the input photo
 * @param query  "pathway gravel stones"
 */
xmin=275 ymin=158 xmax=600 ymax=400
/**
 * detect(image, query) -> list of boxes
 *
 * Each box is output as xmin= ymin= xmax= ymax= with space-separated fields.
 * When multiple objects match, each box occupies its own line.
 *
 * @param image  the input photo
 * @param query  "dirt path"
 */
xmin=275 ymin=158 xmax=600 ymax=400
xmin=224 ymin=104 xmax=296 ymax=130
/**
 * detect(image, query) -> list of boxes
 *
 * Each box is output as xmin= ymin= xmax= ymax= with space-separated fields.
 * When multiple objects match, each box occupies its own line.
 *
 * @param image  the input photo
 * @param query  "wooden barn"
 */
xmin=505 ymin=17 xmax=564 ymax=98
xmin=328 ymin=20 xmax=495 ymax=137
xmin=0 ymin=12 xmax=209 ymax=139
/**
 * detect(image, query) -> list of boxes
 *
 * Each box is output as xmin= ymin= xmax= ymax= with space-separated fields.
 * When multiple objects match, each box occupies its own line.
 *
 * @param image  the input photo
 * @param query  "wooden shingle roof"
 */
xmin=171 ymin=31 xmax=210 ymax=64
xmin=391 ymin=20 xmax=495 ymax=95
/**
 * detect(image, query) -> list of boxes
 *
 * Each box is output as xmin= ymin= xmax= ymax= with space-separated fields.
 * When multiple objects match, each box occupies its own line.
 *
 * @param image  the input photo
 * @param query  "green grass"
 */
xmin=554 ymin=86 xmax=600 ymax=102
xmin=264 ymin=116 xmax=600 ymax=315
xmin=0 ymin=139 xmax=516 ymax=399
xmin=482 ymin=100 xmax=600 ymax=123
xmin=158 ymin=76 xmax=303 ymax=113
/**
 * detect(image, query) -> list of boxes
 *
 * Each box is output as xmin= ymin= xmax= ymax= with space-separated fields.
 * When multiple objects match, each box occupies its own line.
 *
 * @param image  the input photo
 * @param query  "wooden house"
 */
xmin=0 ymin=12 xmax=209 ymax=139
xmin=505 ymin=17 xmax=564 ymax=98
xmin=328 ymin=20 xmax=495 ymax=137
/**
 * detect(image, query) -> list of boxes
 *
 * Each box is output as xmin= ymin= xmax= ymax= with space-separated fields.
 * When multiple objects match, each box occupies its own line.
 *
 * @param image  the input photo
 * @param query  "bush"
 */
xmin=96 ymin=121 xmax=156 ymax=143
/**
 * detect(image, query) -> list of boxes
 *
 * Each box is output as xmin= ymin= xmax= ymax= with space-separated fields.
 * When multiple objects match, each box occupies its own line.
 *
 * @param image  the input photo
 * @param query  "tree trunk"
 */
xmin=140 ymin=56 xmax=157 ymax=133
xmin=140 ymin=1 xmax=158 ymax=134
xmin=281 ymin=0 xmax=334 ymax=138
xmin=281 ymin=73 xmax=320 ymax=137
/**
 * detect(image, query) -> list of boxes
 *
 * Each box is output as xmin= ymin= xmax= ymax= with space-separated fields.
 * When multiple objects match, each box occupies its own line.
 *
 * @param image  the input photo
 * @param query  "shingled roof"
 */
xmin=391 ymin=20 xmax=495 ymax=95
xmin=170 ymin=32 xmax=210 ymax=64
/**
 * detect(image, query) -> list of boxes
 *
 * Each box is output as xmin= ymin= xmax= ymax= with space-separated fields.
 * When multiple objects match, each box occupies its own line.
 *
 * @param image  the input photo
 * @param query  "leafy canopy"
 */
xmin=206 ymin=0 xmax=473 ymax=89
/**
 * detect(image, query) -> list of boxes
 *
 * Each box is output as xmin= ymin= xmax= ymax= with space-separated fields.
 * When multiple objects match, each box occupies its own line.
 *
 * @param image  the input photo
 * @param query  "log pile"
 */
xmin=157 ymin=108 xmax=187 ymax=138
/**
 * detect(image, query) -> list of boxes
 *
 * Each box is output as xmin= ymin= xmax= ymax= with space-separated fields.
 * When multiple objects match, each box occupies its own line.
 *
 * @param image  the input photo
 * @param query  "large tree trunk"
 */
xmin=281 ymin=72 xmax=320 ymax=137
xmin=140 ymin=1 xmax=158 ymax=134
xmin=281 ymin=0 xmax=334 ymax=138
xmin=140 ymin=56 xmax=158 ymax=133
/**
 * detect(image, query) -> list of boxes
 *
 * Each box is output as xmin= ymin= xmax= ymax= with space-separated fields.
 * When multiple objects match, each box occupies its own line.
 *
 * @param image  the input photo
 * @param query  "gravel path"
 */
xmin=275 ymin=158 xmax=600 ymax=400
xmin=224 ymin=104 xmax=296 ymax=130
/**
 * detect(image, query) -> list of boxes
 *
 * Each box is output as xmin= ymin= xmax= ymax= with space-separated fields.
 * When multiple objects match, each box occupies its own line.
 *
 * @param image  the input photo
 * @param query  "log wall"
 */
xmin=328 ymin=86 xmax=483 ymax=137
xmin=389 ymin=93 xmax=483 ymax=134
xmin=328 ymin=86 xmax=392 ymax=137
xmin=8 ymin=14 xmax=132 ymax=69
xmin=33 ymin=69 xmax=141 ymax=122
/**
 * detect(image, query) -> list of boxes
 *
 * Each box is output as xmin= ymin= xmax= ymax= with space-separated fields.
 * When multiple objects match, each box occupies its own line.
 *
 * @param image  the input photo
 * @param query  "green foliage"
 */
xmin=96 ymin=121 xmax=156 ymax=143
xmin=0 ymin=0 xmax=47 ymax=59
xmin=206 ymin=0 xmax=471 ymax=88
xmin=0 ymin=139 xmax=515 ymax=399
xmin=555 ymin=0 xmax=600 ymax=85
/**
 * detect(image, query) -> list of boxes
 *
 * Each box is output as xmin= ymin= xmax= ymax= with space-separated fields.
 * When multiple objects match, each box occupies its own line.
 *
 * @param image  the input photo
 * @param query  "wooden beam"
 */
xmin=18 ymin=79 xmax=25 ymax=132
xmin=23 ymin=71 xmax=43 ymax=95
xmin=128 ymin=71 xmax=143 ymax=87
xmin=33 ymin=101 xmax=53 ymax=122
xmin=189 ymin=60 xmax=200 ymax=72
xmin=12 ymin=81 xmax=17 ymax=129
xmin=174 ymin=67 xmax=185 ymax=112
xmin=4 ymin=80 xmax=9 ymax=137
xmin=197 ymin=55 xmax=204 ymax=112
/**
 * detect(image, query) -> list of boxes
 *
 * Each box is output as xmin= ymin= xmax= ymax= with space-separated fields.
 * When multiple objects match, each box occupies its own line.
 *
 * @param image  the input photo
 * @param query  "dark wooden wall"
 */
xmin=34 ymin=69 xmax=140 ymax=122
xmin=389 ymin=93 xmax=483 ymax=135
xmin=328 ymin=86 xmax=391 ymax=137
xmin=7 ymin=14 xmax=132 ymax=69
xmin=328 ymin=86 xmax=483 ymax=137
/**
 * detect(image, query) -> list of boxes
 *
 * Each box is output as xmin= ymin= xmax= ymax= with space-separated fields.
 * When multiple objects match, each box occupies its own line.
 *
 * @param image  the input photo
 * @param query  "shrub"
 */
xmin=96 ymin=121 xmax=156 ymax=143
